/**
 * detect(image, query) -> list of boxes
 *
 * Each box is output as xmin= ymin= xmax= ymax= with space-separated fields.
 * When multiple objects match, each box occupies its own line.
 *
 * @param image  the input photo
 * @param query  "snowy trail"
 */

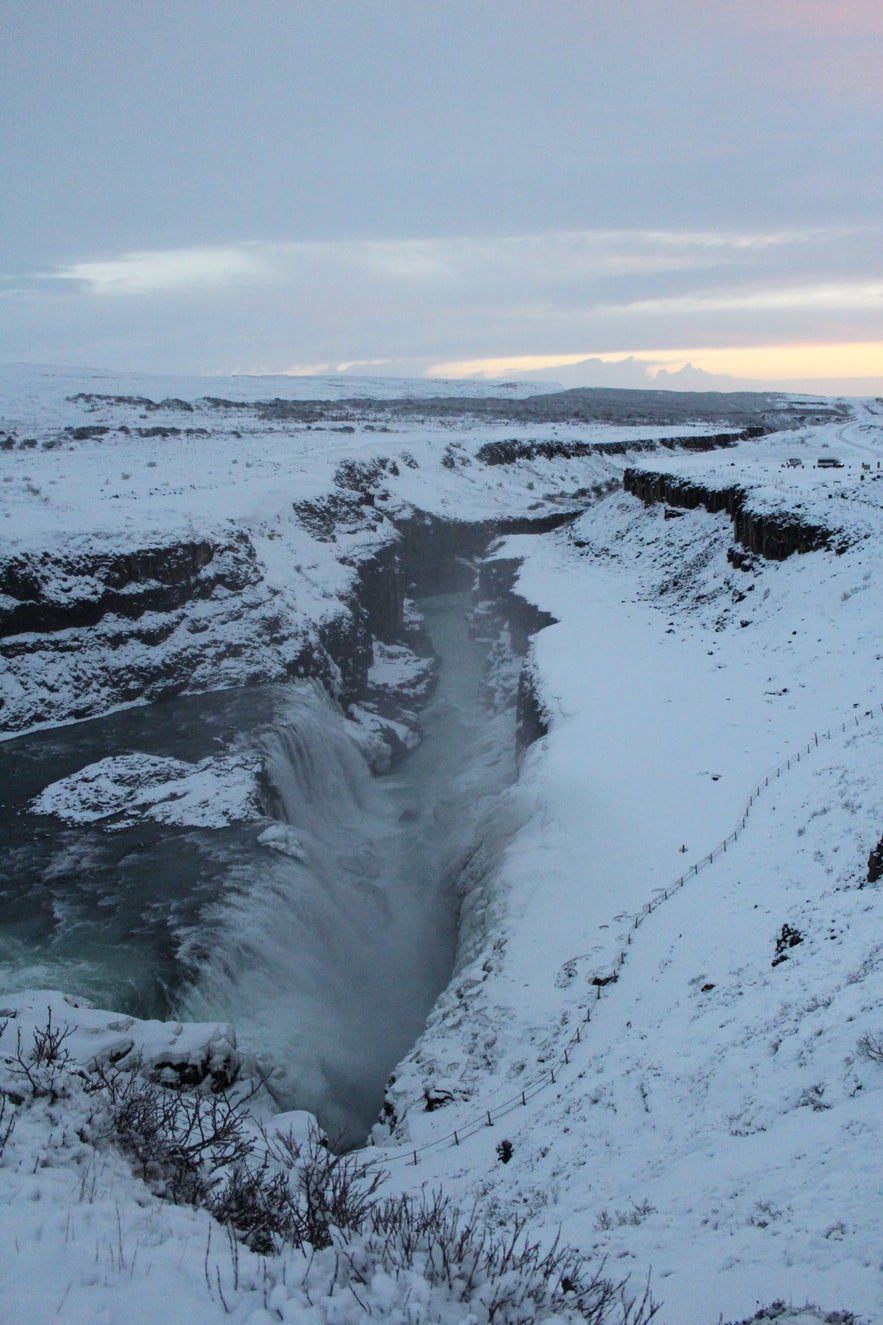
xmin=363 ymin=699 xmax=883 ymax=1168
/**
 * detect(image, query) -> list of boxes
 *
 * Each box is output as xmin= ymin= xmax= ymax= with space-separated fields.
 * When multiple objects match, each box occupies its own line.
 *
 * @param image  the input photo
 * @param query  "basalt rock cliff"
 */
xmin=622 ymin=468 xmax=838 ymax=560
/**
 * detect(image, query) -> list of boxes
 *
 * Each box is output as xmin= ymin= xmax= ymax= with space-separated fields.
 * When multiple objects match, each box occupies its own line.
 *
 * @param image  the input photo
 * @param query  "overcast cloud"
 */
xmin=2 ymin=1 xmax=880 ymax=389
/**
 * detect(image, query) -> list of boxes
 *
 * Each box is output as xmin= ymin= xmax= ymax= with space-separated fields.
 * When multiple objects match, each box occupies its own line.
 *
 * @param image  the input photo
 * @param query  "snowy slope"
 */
xmin=1 ymin=368 xmax=882 ymax=1323
xmin=378 ymin=413 xmax=883 ymax=1323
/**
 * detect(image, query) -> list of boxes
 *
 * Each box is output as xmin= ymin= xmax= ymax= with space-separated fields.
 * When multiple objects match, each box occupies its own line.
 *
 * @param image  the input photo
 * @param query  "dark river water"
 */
xmin=0 ymin=593 xmax=516 ymax=1142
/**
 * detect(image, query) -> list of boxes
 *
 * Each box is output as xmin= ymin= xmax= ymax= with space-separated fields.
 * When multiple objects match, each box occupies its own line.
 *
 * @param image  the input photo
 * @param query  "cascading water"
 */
xmin=178 ymin=594 xmax=517 ymax=1142
xmin=0 ymin=591 xmax=518 ymax=1145
xmin=177 ymin=681 xmax=436 ymax=1141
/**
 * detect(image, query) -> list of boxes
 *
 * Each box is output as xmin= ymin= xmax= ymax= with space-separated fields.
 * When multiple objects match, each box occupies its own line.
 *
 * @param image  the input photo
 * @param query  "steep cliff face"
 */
xmin=0 ymin=536 xmax=257 ymax=638
xmin=622 ymin=468 xmax=836 ymax=559
xmin=474 ymin=555 xmax=558 ymax=754
xmin=476 ymin=426 xmax=762 ymax=466
xmin=0 ymin=498 xmax=572 ymax=737
xmin=868 ymin=834 xmax=883 ymax=884
xmin=0 ymin=533 xmax=415 ymax=735
xmin=0 ymin=532 xmax=313 ymax=732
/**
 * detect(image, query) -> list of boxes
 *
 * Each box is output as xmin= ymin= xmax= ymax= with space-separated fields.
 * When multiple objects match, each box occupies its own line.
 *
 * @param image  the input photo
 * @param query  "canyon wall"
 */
xmin=622 ymin=468 xmax=837 ymax=560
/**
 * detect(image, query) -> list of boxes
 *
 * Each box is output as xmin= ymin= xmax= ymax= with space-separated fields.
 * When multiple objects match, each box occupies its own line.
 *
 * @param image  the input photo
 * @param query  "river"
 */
xmin=0 ymin=592 xmax=516 ymax=1142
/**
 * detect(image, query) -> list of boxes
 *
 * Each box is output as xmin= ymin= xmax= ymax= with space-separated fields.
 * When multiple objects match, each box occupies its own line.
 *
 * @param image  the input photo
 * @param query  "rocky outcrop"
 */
xmin=394 ymin=512 xmax=492 ymax=593
xmin=868 ymin=835 xmax=883 ymax=885
xmin=472 ymin=556 xmax=557 ymax=756
xmin=516 ymin=664 xmax=550 ymax=754
xmin=476 ymin=428 xmax=761 ymax=467
xmin=0 ymin=440 xmax=575 ymax=736
xmin=0 ymin=537 xmax=256 ymax=638
xmin=622 ymin=468 xmax=836 ymax=560
xmin=324 ymin=540 xmax=406 ymax=699
xmin=475 ymin=556 xmax=557 ymax=655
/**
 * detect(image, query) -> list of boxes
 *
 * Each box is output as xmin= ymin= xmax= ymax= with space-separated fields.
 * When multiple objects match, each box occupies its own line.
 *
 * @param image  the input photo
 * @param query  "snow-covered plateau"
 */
xmin=1 ymin=364 xmax=881 ymax=1324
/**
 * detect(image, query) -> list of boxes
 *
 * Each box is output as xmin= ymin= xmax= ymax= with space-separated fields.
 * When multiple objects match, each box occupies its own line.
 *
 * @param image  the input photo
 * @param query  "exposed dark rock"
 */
xmin=0 ymin=457 xmax=576 ymax=735
xmin=68 ymin=394 xmax=155 ymax=409
xmin=867 ymin=835 xmax=883 ymax=884
xmin=349 ymin=541 xmax=405 ymax=644
xmin=772 ymin=923 xmax=804 ymax=966
xmin=64 ymin=425 xmax=113 ymax=441
xmin=0 ymin=538 xmax=253 ymax=638
xmin=423 ymin=1085 xmax=455 ymax=1111
xmin=66 ymin=387 xmax=825 ymax=430
xmin=293 ymin=490 xmax=380 ymax=541
xmin=516 ymin=665 xmax=550 ymax=755
xmin=476 ymin=557 xmax=557 ymax=656
xmin=476 ymin=428 xmax=757 ymax=466
xmin=623 ymin=468 xmax=837 ymax=560
xmin=733 ymin=501 xmax=836 ymax=560
xmin=727 ymin=546 xmax=758 ymax=572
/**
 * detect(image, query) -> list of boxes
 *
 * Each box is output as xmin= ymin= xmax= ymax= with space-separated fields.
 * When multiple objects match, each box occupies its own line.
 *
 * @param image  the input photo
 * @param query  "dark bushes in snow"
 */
xmin=772 ymin=923 xmax=804 ymax=966
xmin=3 ymin=1018 xmax=659 ymax=1323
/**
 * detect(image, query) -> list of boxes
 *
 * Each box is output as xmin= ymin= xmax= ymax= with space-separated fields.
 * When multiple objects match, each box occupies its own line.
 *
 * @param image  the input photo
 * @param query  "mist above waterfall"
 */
xmin=0 ymin=586 xmax=517 ymax=1146
xmin=177 ymin=593 xmax=517 ymax=1143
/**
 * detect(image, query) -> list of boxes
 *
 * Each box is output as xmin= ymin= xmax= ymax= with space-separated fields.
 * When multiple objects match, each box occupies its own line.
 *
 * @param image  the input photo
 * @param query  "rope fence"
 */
xmin=362 ymin=700 xmax=883 ymax=1168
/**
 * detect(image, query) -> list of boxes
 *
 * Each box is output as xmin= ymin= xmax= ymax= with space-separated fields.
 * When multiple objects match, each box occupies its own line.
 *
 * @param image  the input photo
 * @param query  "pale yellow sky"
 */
xmin=429 ymin=342 xmax=883 ymax=385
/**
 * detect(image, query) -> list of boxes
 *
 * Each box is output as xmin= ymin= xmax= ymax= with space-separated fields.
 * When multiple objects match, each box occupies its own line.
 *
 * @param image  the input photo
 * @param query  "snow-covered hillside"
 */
xmin=1 ymin=367 xmax=881 ymax=1324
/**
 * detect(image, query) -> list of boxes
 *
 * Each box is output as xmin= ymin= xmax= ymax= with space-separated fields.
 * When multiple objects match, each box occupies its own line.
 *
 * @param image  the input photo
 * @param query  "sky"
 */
xmin=1 ymin=0 xmax=881 ymax=393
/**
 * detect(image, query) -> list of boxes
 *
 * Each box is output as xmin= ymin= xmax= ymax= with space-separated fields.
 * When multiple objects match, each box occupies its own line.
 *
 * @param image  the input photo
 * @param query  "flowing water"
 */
xmin=0 ymin=593 xmax=516 ymax=1142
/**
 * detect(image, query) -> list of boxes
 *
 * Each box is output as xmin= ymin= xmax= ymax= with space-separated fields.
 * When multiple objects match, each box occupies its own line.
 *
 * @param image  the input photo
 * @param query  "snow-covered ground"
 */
xmin=1 ymin=367 xmax=881 ymax=1323
xmin=381 ymin=429 xmax=883 ymax=1322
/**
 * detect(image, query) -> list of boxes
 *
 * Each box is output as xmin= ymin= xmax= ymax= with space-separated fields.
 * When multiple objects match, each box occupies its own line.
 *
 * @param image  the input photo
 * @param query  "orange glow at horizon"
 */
xmin=429 ymin=342 xmax=883 ymax=384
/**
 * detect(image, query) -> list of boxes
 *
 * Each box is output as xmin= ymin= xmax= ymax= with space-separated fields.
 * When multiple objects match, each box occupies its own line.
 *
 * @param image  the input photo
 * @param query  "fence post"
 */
xmin=486 ymin=1112 xmax=493 ymax=1127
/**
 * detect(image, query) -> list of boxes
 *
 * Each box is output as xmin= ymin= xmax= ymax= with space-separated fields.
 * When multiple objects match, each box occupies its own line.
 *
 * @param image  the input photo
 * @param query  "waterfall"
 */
xmin=177 ymin=682 xmax=422 ymax=1143
xmin=2 ymin=591 xmax=518 ymax=1148
xmin=176 ymin=597 xmax=517 ymax=1145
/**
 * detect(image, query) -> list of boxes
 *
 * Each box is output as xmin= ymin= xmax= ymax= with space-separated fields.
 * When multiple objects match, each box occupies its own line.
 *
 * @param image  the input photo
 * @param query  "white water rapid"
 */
xmin=177 ymin=593 xmax=516 ymax=1143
